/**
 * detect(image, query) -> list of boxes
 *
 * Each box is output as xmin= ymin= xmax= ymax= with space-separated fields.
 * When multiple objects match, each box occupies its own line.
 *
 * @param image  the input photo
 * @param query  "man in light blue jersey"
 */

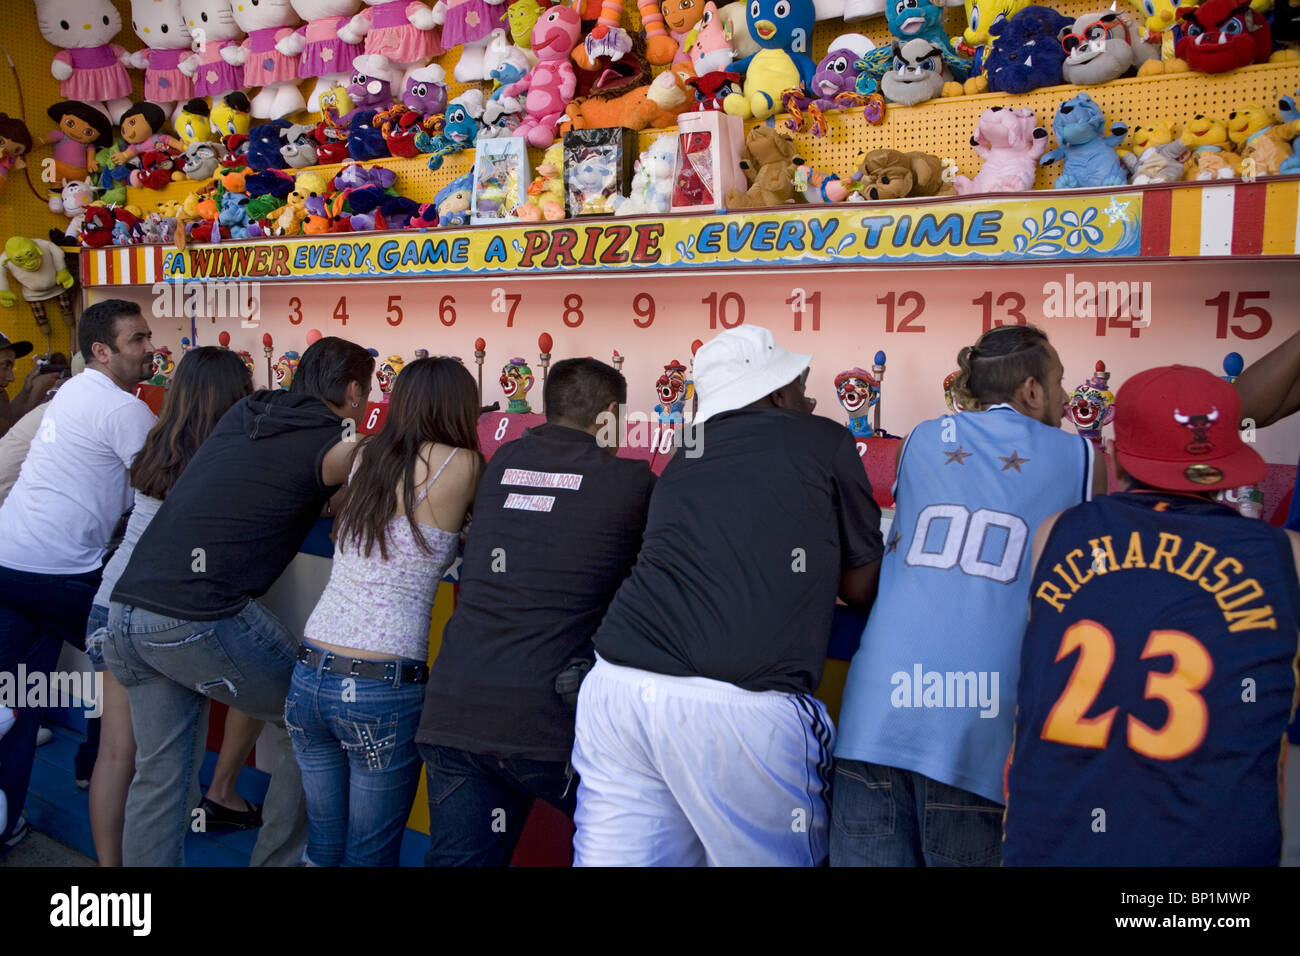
xmin=831 ymin=324 xmax=1106 ymax=867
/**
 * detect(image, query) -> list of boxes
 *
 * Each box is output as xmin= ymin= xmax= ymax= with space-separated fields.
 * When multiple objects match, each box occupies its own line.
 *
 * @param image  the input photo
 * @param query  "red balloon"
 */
xmin=538 ymin=332 xmax=553 ymax=353
xmin=474 ymin=337 xmax=486 ymax=351
xmin=218 ymin=331 xmax=230 ymax=347
xmin=691 ymin=339 xmax=703 ymax=356
xmin=305 ymin=328 xmax=322 ymax=345
xmin=262 ymin=332 xmax=273 ymax=348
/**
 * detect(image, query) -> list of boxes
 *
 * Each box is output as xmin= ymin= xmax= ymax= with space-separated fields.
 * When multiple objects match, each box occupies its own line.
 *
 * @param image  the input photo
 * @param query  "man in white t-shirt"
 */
xmin=0 ymin=299 xmax=155 ymax=846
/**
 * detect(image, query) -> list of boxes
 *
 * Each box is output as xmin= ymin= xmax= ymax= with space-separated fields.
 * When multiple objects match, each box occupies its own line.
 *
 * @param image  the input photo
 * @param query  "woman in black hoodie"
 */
xmin=104 ymin=337 xmax=374 ymax=868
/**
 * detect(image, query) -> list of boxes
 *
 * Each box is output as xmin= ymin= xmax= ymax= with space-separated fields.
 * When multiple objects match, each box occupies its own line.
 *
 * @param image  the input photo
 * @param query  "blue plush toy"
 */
xmin=1279 ymin=89 xmax=1300 ymax=174
xmin=722 ymin=0 xmax=818 ymax=119
xmin=218 ymin=191 xmax=253 ymax=239
xmin=347 ymin=110 xmax=391 ymax=162
xmin=1041 ymin=93 xmax=1129 ymax=189
xmin=433 ymin=173 xmax=473 ymax=226
xmin=415 ymin=97 xmax=480 ymax=172
xmin=247 ymin=119 xmax=292 ymax=171
xmin=858 ymin=0 xmax=971 ymax=89
xmin=981 ymin=6 xmax=1073 ymax=94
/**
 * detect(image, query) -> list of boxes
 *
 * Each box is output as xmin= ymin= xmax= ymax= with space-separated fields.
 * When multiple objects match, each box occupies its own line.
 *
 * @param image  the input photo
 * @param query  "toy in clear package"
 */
xmin=563 ymin=128 xmax=635 ymax=218
xmin=671 ymin=110 xmax=745 ymax=213
xmin=471 ymin=136 xmax=530 ymax=225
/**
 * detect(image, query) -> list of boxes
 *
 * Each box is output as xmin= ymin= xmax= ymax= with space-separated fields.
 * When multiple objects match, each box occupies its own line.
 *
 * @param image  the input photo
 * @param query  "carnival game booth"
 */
xmin=4 ymin=0 xmax=1299 ymax=865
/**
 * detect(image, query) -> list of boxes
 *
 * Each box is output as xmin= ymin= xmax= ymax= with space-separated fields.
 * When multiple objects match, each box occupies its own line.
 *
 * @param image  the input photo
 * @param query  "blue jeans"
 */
xmin=284 ymin=653 xmax=425 ymax=867
xmin=0 ymin=563 xmax=100 ymax=841
xmin=829 ymin=759 xmax=1003 ymax=867
xmin=419 ymin=743 xmax=575 ymax=867
xmin=102 ymin=599 xmax=298 ymax=866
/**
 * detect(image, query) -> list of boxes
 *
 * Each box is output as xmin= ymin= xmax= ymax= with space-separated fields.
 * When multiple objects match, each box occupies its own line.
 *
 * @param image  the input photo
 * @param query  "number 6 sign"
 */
xmin=358 ymin=402 xmax=388 ymax=435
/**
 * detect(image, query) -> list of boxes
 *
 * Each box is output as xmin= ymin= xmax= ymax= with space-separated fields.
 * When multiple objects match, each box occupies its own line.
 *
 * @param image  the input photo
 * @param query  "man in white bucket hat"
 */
xmin=571 ymin=325 xmax=884 ymax=866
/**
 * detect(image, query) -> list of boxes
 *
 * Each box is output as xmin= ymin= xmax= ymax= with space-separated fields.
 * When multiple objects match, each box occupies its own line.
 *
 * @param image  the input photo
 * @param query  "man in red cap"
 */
xmin=1002 ymin=365 xmax=1300 ymax=865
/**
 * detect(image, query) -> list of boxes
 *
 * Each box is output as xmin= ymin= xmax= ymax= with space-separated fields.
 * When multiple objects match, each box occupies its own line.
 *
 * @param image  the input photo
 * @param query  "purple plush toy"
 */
xmin=348 ymin=53 xmax=395 ymax=111
xmin=808 ymin=34 xmax=875 ymax=109
xmin=402 ymin=63 xmax=448 ymax=118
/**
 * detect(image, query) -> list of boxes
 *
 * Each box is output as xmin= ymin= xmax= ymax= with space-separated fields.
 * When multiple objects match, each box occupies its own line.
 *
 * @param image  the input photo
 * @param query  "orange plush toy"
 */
xmin=563 ymin=64 xmax=695 ymax=131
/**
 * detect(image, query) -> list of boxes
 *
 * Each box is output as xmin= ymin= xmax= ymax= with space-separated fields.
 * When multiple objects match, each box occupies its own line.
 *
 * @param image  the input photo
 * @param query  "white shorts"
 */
xmin=571 ymin=656 xmax=834 ymax=866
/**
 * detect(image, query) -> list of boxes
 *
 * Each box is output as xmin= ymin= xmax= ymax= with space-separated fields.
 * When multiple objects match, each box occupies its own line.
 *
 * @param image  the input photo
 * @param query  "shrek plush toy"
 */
xmin=0 ymin=237 xmax=77 ymax=336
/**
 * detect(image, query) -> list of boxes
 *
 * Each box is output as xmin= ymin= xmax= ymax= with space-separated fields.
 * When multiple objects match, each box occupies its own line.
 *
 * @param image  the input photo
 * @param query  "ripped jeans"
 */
xmin=103 ymin=600 xmax=297 ymax=867
xmin=284 ymin=651 xmax=424 ymax=867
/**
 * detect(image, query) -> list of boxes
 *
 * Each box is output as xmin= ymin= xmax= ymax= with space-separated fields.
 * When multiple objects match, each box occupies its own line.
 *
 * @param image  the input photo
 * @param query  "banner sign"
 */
xmin=101 ymin=193 xmax=1144 ymax=285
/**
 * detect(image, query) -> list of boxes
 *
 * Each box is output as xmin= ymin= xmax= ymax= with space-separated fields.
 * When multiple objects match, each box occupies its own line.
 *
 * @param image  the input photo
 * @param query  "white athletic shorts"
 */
xmin=571 ymin=655 xmax=834 ymax=866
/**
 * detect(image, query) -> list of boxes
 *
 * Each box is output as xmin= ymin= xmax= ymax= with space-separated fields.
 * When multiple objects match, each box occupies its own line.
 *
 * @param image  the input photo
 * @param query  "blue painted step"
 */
xmin=26 ymin=725 xmax=427 ymax=866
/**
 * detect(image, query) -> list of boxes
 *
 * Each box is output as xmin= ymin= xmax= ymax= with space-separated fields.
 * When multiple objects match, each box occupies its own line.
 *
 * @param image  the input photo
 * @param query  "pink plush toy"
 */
xmin=953 ymin=107 xmax=1049 ymax=196
xmin=339 ymin=1 xmax=442 ymax=90
xmin=502 ymin=3 xmax=581 ymax=149
xmin=285 ymin=0 xmax=366 ymax=112
xmin=36 ymin=0 xmax=134 ymax=124
xmin=225 ymin=0 xmax=306 ymax=118
xmin=128 ymin=0 xmax=196 ymax=108
xmin=179 ymin=0 xmax=247 ymax=99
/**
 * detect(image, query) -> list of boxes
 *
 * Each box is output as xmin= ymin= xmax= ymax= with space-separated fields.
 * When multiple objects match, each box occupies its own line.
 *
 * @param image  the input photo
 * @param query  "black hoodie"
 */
xmin=113 ymin=391 xmax=344 ymax=620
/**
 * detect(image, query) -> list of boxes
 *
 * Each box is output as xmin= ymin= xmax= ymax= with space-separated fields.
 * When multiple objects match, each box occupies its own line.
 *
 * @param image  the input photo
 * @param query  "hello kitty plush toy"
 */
xmin=36 ymin=0 xmax=134 ymax=124
xmin=224 ymin=0 xmax=306 ymax=118
xmin=128 ymin=0 xmax=195 ymax=111
xmin=501 ymin=2 xmax=581 ymax=148
xmin=432 ymin=0 xmax=508 ymax=82
xmin=179 ymin=0 xmax=247 ymax=99
xmin=285 ymin=0 xmax=366 ymax=112
xmin=339 ymin=1 xmax=442 ymax=91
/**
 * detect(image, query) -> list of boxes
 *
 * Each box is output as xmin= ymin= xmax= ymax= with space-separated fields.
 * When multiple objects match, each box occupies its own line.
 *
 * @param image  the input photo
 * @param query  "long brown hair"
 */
xmin=949 ymin=325 xmax=1052 ymax=412
xmin=337 ymin=357 xmax=482 ymax=560
xmin=130 ymin=347 xmax=253 ymax=499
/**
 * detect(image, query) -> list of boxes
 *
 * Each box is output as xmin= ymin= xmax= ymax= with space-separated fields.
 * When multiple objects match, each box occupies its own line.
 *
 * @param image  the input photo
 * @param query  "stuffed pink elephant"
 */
xmin=502 ymin=5 xmax=581 ymax=149
xmin=954 ymin=107 xmax=1048 ymax=196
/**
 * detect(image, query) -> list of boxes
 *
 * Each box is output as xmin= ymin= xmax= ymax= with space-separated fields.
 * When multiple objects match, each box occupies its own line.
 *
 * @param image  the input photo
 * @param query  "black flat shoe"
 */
xmin=199 ymin=797 xmax=263 ymax=832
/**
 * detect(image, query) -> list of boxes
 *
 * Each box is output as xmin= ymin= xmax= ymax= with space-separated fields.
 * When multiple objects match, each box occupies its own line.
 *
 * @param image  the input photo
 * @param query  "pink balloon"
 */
xmin=305 ymin=329 xmax=323 ymax=346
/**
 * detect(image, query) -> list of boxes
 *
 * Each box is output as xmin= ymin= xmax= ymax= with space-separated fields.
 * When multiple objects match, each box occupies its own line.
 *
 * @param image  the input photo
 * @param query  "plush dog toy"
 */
xmin=849 ymin=148 xmax=953 ymax=199
xmin=954 ymin=106 xmax=1047 ymax=194
xmin=726 ymin=124 xmax=801 ymax=208
xmin=723 ymin=0 xmax=817 ymax=120
xmin=881 ymin=39 xmax=957 ymax=106
xmin=959 ymin=0 xmax=1029 ymax=79
xmin=1227 ymin=105 xmax=1298 ymax=175
xmin=181 ymin=141 xmax=224 ymax=180
xmin=1125 ymin=121 xmax=1189 ymax=183
xmin=1180 ymin=114 xmax=1245 ymax=179
xmin=1041 ymin=92 xmax=1129 ymax=188
xmin=248 ymin=119 xmax=293 ymax=170
xmin=347 ymin=108 xmax=391 ymax=160
xmin=980 ymin=5 xmax=1074 ymax=94
xmin=563 ymin=66 xmax=695 ymax=132
xmin=1060 ymin=9 xmax=1160 ymax=84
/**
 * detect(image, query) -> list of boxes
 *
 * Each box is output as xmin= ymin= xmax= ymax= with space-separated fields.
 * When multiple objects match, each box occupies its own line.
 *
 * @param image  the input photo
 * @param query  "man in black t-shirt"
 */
xmin=572 ymin=325 xmax=884 ymax=866
xmin=105 ymin=337 xmax=374 ymax=867
xmin=417 ymin=358 xmax=654 ymax=867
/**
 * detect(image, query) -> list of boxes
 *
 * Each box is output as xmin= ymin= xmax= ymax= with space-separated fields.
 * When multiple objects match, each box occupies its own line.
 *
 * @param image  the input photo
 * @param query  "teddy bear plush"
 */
xmin=1180 ymin=114 xmax=1245 ymax=179
xmin=725 ymin=124 xmax=800 ymax=209
xmin=615 ymin=133 xmax=679 ymax=215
